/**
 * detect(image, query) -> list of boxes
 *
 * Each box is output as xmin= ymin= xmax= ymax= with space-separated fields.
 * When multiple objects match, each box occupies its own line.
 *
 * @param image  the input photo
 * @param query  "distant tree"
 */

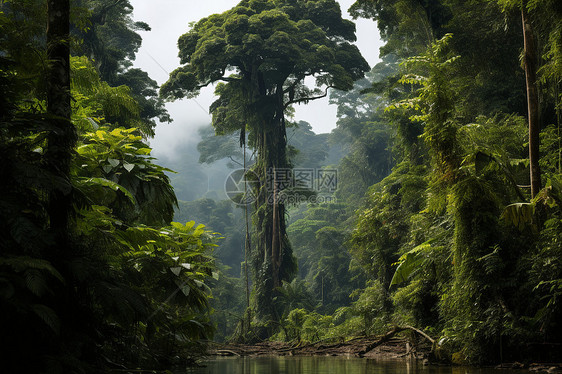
xmin=72 ymin=0 xmax=149 ymax=83
xmin=286 ymin=121 xmax=330 ymax=169
xmin=74 ymin=0 xmax=170 ymax=135
xmin=197 ymin=125 xmax=245 ymax=167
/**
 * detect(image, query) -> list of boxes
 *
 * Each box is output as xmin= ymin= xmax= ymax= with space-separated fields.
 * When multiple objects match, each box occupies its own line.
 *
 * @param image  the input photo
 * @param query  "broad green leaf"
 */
xmin=78 ymin=177 xmax=136 ymax=204
xmin=107 ymin=158 xmax=120 ymax=168
xmin=390 ymin=250 xmax=426 ymax=286
xmin=180 ymin=284 xmax=191 ymax=296
xmin=389 ymin=234 xmax=445 ymax=286
xmin=501 ymin=203 xmax=535 ymax=231
xmin=95 ymin=130 xmax=105 ymax=139
xmin=123 ymin=162 xmax=134 ymax=172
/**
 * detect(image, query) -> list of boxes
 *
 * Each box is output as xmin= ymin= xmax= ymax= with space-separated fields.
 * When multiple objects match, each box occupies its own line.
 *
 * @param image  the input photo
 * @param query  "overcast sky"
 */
xmin=129 ymin=0 xmax=383 ymax=159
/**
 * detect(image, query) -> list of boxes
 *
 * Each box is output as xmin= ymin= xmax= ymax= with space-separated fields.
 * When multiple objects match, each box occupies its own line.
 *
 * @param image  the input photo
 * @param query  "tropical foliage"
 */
xmin=3 ymin=0 xmax=562 ymax=370
xmin=1 ymin=2 xmax=216 ymax=372
xmin=193 ymin=0 xmax=562 ymax=364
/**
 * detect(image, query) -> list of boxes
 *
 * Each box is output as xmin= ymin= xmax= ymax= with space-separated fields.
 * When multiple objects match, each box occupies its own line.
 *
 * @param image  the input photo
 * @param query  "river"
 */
xmin=183 ymin=357 xmax=521 ymax=374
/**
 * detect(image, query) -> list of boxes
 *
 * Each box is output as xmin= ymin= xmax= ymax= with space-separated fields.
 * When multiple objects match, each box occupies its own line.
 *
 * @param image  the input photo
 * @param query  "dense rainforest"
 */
xmin=1 ymin=0 xmax=561 ymax=372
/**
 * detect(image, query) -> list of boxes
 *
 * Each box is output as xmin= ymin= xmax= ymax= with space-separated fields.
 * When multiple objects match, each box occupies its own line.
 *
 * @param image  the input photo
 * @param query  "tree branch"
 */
xmin=282 ymin=74 xmax=306 ymax=94
xmin=187 ymin=68 xmax=241 ymax=91
xmin=219 ymin=76 xmax=242 ymax=83
xmin=284 ymin=85 xmax=334 ymax=109
xmin=190 ymin=76 xmax=238 ymax=91
xmin=228 ymin=156 xmax=244 ymax=167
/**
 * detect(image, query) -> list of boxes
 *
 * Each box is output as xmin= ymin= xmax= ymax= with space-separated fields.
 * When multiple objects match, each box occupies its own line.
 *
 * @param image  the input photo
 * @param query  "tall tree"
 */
xmin=495 ymin=0 xmax=555 ymax=197
xmin=162 ymin=0 xmax=368 ymax=334
xmin=46 ymin=0 xmax=76 ymax=249
xmin=521 ymin=1 xmax=541 ymax=197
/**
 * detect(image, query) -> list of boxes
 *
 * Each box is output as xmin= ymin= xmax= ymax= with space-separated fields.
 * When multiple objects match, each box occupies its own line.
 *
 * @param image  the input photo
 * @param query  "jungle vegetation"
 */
xmin=1 ymin=0 xmax=215 ymax=372
xmin=1 ymin=0 xmax=562 ymax=372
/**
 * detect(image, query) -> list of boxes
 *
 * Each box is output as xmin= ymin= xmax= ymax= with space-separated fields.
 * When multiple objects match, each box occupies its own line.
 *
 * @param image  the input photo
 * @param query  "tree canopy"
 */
xmin=161 ymin=0 xmax=368 ymax=126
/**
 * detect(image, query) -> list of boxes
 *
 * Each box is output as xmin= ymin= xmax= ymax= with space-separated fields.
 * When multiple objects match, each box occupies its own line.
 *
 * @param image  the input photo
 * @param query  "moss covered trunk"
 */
xmin=245 ymin=75 xmax=296 ymax=336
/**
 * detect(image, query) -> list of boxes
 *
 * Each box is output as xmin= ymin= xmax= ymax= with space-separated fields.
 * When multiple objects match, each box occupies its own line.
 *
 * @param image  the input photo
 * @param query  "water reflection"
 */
xmin=184 ymin=357 xmax=522 ymax=374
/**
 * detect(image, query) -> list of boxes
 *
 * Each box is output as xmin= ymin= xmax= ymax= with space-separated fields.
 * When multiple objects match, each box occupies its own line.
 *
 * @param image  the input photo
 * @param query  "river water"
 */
xmin=184 ymin=357 xmax=521 ymax=374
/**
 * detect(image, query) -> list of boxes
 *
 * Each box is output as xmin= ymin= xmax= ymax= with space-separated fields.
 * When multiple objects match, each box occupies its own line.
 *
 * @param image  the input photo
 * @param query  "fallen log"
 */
xmin=275 ymin=337 xmax=344 ymax=353
xmin=215 ymin=349 xmax=242 ymax=356
xmin=357 ymin=325 xmax=435 ymax=357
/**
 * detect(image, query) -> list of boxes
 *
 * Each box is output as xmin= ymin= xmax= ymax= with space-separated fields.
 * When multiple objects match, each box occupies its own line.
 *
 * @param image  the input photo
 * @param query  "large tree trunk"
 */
xmin=521 ymin=2 xmax=541 ymax=198
xmin=252 ymin=119 xmax=291 ymax=321
xmin=235 ymin=71 xmax=296 ymax=341
xmin=47 ymin=0 xmax=71 ymax=132
xmin=46 ymin=0 xmax=75 ymax=244
xmin=45 ymin=0 xmax=81 ymax=361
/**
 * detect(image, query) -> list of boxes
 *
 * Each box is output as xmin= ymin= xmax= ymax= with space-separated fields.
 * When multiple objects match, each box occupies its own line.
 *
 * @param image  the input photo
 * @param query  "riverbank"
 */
xmin=209 ymin=336 xmax=431 ymax=359
xmin=208 ymin=338 xmax=562 ymax=373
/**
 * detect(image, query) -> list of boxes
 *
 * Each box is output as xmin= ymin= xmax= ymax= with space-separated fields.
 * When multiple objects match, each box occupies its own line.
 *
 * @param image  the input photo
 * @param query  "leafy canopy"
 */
xmin=161 ymin=0 xmax=369 ymax=124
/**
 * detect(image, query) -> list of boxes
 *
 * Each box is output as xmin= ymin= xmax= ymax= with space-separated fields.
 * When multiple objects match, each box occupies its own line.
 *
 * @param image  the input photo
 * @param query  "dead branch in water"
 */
xmin=357 ymin=325 xmax=435 ymax=357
